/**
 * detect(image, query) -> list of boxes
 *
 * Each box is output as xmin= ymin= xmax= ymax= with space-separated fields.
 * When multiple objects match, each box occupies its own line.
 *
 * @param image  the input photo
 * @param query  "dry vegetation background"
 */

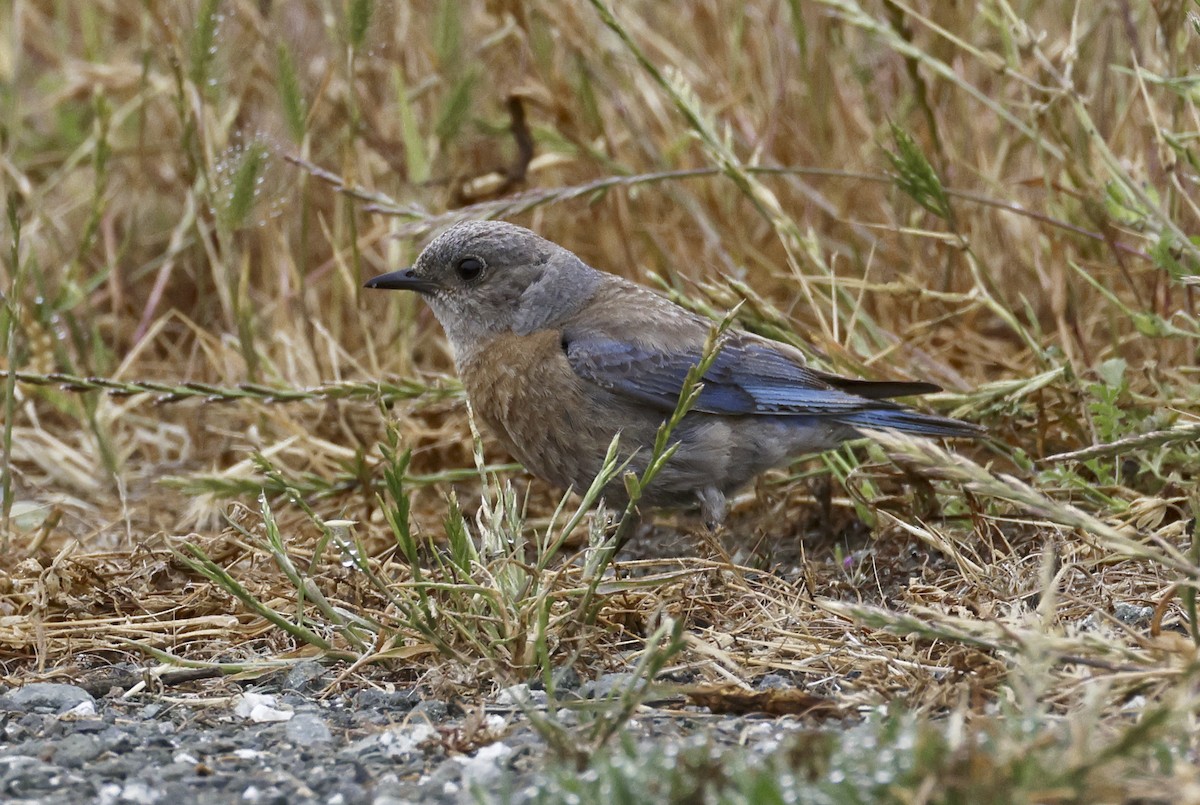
xmin=2 ymin=0 xmax=1200 ymax=797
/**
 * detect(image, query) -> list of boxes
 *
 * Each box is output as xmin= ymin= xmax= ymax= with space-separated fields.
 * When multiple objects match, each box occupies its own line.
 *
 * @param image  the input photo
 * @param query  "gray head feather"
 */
xmin=408 ymin=221 xmax=603 ymax=361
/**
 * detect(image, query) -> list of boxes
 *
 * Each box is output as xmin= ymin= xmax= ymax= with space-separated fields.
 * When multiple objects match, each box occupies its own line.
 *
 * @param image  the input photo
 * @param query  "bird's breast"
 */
xmin=458 ymin=330 xmax=614 ymax=489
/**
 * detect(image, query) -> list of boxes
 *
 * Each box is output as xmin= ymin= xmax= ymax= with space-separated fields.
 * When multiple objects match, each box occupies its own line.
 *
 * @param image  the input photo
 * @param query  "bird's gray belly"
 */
xmin=632 ymin=413 xmax=852 ymax=509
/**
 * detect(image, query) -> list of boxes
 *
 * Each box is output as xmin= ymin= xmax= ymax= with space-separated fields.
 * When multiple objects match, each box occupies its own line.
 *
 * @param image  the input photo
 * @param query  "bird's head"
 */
xmin=365 ymin=220 xmax=602 ymax=356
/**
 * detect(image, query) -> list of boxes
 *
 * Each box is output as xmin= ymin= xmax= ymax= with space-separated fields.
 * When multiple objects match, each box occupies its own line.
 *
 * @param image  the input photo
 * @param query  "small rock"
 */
xmin=285 ymin=712 xmax=332 ymax=746
xmin=0 ymin=755 xmax=59 ymax=795
xmin=422 ymin=758 xmax=465 ymax=793
xmin=17 ymin=713 xmax=43 ymax=728
xmin=755 ymin=674 xmax=792 ymax=690
xmin=409 ymin=699 xmax=448 ymax=723
xmin=496 ymin=684 xmax=547 ymax=708
xmin=157 ymin=760 xmax=197 ymax=782
xmin=1 ymin=683 xmax=96 ymax=714
xmin=457 ymin=741 xmax=514 ymax=788
xmin=233 ymin=693 xmax=293 ymax=723
xmin=658 ymin=668 xmax=698 ymax=685
xmin=96 ymin=727 xmax=137 ymax=755
xmin=377 ymin=723 xmax=435 ymax=760
xmin=119 ymin=779 xmax=162 ymax=804
xmin=63 ymin=700 xmax=97 ymax=718
xmin=325 ymin=782 xmax=367 ymax=804
xmin=579 ymin=673 xmax=635 ymax=700
xmin=353 ymin=688 xmax=419 ymax=711
xmin=67 ymin=718 xmax=111 ymax=735
xmin=50 ymin=732 xmax=105 ymax=768
xmin=1114 ymin=602 xmax=1154 ymax=626
xmin=87 ymin=756 xmax=136 ymax=780
xmin=283 ymin=661 xmax=327 ymax=694
xmin=338 ymin=733 xmax=384 ymax=758
xmin=530 ymin=667 xmax=581 ymax=692
xmin=3 ymin=720 xmax=29 ymax=741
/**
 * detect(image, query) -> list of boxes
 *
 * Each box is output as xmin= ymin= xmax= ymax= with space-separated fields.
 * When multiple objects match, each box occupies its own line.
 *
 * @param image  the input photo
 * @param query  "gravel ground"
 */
xmin=0 ymin=666 xmax=813 ymax=804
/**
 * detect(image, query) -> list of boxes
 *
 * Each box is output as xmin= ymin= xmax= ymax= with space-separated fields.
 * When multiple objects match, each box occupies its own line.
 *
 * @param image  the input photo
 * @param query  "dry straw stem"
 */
xmin=866 ymin=429 xmax=1197 ymax=578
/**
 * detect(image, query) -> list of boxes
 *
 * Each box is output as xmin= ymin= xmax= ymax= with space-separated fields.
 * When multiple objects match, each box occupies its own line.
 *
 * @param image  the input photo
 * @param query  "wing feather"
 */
xmin=564 ymin=332 xmax=892 ymax=416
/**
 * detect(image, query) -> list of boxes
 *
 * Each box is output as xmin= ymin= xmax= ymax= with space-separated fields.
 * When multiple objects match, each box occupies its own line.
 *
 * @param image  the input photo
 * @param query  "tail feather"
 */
xmin=840 ymin=407 xmax=983 ymax=438
xmin=820 ymin=376 xmax=943 ymax=400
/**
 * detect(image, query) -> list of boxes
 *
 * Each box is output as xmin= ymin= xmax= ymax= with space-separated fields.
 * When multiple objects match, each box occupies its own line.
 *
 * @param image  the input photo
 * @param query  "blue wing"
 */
xmin=563 ymin=330 xmax=982 ymax=437
xmin=564 ymin=332 xmax=891 ymax=415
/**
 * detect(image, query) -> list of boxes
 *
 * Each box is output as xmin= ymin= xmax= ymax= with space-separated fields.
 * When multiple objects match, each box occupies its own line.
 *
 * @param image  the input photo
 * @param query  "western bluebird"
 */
xmin=366 ymin=221 xmax=981 ymax=528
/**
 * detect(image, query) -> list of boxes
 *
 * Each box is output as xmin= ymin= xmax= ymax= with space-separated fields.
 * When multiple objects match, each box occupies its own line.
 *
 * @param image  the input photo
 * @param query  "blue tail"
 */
xmin=839 ymin=407 xmax=983 ymax=438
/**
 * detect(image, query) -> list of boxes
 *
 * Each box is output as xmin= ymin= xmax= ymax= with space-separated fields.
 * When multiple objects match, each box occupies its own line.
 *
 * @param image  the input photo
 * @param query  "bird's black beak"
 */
xmin=364 ymin=268 xmax=440 ymax=294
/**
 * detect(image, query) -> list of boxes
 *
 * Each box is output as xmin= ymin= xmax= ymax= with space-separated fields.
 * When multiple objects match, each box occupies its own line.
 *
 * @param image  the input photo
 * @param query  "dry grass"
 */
xmin=2 ymin=0 xmax=1199 ymax=797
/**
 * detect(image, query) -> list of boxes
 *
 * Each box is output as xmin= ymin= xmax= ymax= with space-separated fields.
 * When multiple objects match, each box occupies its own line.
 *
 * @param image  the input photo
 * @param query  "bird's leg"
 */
xmin=694 ymin=486 xmax=736 ymax=565
xmin=697 ymin=486 xmax=728 ymax=531
xmin=696 ymin=484 xmax=748 ymax=580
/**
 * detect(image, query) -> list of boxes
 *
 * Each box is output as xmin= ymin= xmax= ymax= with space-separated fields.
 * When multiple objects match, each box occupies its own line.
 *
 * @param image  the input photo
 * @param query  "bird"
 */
xmin=365 ymin=220 xmax=981 ymax=529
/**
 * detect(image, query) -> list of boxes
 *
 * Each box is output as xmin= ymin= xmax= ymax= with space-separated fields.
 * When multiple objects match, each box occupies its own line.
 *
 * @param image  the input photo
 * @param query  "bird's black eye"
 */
xmin=455 ymin=256 xmax=485 ymax=282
